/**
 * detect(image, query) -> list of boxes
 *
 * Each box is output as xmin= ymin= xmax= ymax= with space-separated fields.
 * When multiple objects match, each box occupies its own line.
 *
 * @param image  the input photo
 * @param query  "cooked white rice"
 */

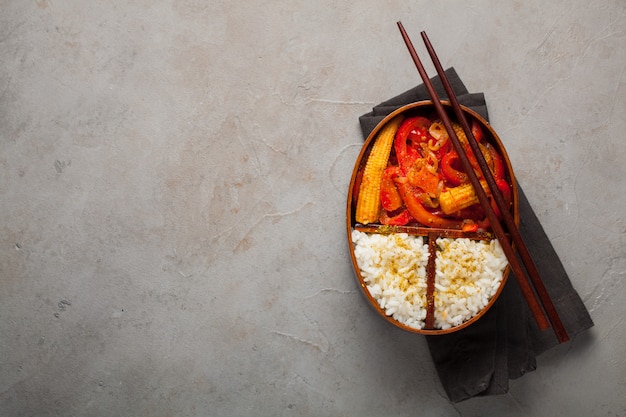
xmin=351 ymin=230 xmax=508 ymax=330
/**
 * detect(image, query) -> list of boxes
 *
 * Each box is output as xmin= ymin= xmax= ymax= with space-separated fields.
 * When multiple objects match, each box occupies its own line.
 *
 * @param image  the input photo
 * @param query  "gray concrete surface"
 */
xmin=1 ymin=1 xmax=625 ymax=416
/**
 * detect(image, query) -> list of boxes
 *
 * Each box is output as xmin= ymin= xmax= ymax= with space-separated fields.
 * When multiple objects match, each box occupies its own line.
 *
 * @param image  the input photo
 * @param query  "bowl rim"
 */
xmin=346 ymin=100 xmax=519 ymax=335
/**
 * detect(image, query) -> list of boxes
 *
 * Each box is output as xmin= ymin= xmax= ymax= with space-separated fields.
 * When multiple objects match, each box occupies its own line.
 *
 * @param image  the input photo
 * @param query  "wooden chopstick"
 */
xmin=419 ymin=31 xmax=569 ymax=343
xmin=396 ymin=22 xmax=563 ymax=339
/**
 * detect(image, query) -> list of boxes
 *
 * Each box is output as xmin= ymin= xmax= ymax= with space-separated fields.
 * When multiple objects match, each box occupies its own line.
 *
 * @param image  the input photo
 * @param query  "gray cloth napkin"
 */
xmin=358 ymin=68 xmax=593 ymax=402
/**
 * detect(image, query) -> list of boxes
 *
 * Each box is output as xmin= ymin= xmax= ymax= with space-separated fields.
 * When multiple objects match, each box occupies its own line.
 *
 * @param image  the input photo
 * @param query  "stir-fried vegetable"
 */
xmin=355 ymin=115 xmax=404 ymax=224
xmin=354 ymin=113 xmax=511 ymax=231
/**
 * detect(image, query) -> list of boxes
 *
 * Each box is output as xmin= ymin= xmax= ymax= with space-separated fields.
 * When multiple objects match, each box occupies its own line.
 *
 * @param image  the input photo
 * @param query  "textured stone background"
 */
xmin=1 ymin=1 xmax=625 ymax=416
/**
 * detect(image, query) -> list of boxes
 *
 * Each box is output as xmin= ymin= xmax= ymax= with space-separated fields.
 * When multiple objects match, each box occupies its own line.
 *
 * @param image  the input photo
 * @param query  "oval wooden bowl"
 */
xmin=346 ymin=100 xmax=519 ymax=335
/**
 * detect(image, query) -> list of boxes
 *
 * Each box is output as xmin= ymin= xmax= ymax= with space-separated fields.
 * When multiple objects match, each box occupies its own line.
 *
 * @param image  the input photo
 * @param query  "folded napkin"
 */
xmin=358 ymin=68 xmax=593 ymax=402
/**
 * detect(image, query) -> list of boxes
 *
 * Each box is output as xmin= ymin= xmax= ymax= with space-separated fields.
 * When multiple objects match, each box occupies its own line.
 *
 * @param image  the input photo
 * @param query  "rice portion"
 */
xmin=434 ymin=237 xmax=507 ymax=329
xmin=351 ymin=230 xmax=429 ymax=329
xmin=351 ymin=231 xmax=507 ymax=330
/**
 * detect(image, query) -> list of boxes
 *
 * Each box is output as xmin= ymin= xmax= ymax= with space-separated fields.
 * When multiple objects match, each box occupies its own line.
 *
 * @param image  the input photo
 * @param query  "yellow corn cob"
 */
xmin=452 ymin=122 xmax=467 ymax=144
xmin=355 ymin=115 xmax=404 ymax=224
xmin=452 ymin=122 xmax=495 ymax=175
xmin=439 ymin=180 xmax=488 ymax=215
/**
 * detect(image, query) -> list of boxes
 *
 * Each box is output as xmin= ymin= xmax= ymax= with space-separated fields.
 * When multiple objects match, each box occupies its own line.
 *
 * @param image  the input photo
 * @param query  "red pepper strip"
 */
xmin=398 ymin=116 xmax=433 ymax=144
xmin=471 ymin=119 xmax=484 ymax=143
xmin=440 ymin=151 xmax=468 ymax=186
xmin=380 ymin=166 xmax=404 ymax=211
xmin=394 ymin=117 xmax=431 ymax=174
xmin=497 ymin=179 xmax=511 ymax=200
xmin=487 ymin=143 xmax=506 ymax=181
xmin=380 ymin=208 xmax=412 ymax=226
xmin=489 ymin=179 xmax=512 ymax=219
xmin=461 ymin=220 xmax=479 ymax=233
xmin=394 ymin=177 xmax=462 ymax=229
xmin=496 ymin=178 xmax=512 ymax=210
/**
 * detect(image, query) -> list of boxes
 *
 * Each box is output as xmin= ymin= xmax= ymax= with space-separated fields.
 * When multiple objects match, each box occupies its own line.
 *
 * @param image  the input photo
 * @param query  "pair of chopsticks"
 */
xmin=397 ymin=22 xmax=569 ymax=343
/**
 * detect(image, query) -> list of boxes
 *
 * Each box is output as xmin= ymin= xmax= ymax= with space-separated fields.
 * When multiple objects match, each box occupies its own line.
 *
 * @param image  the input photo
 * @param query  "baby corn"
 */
xmin=355 ymin=115 xmax=404 ymax=224
xmin=439 ymin=180 xmax=489 ymax=215
xmin=452 ymin=122 xmax=467 ymax=144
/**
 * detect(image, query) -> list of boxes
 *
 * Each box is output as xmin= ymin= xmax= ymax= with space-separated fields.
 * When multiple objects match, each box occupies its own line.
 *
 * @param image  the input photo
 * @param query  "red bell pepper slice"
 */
xmin=486 ymin=143 xmax=506 ymax=181
xmin=380 ymin=208 xmax=412 ymax=226
xmin=394 ymin=117 xmax=431 ymax=174
xmin=471 ymin=119 xmax=484 ymax=143
xmin=461 ymin=220 xmax=479 ymax=233
xmin=495 ymin=178 xmax=512 ymax=210
xmin=496 ymin=179 xmax=511 ymax=200
xmin=380 ymin=166 xmax=404 ymax=211
xmin=487 ymin=179 xmax=512 ymax=219
xmin=440 ymin=151 xmax=468 ymax=186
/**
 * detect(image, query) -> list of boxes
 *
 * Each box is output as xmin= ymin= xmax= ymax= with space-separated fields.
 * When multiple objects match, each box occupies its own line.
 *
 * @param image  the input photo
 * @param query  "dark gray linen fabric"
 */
xmin=357 ymin=68 xmax=593 ymax=402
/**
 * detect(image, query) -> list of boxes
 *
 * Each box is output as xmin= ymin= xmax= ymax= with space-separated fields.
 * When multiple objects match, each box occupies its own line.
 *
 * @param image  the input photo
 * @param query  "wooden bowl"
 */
xmin=346 ymin=101 xmax=519 ymax=335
